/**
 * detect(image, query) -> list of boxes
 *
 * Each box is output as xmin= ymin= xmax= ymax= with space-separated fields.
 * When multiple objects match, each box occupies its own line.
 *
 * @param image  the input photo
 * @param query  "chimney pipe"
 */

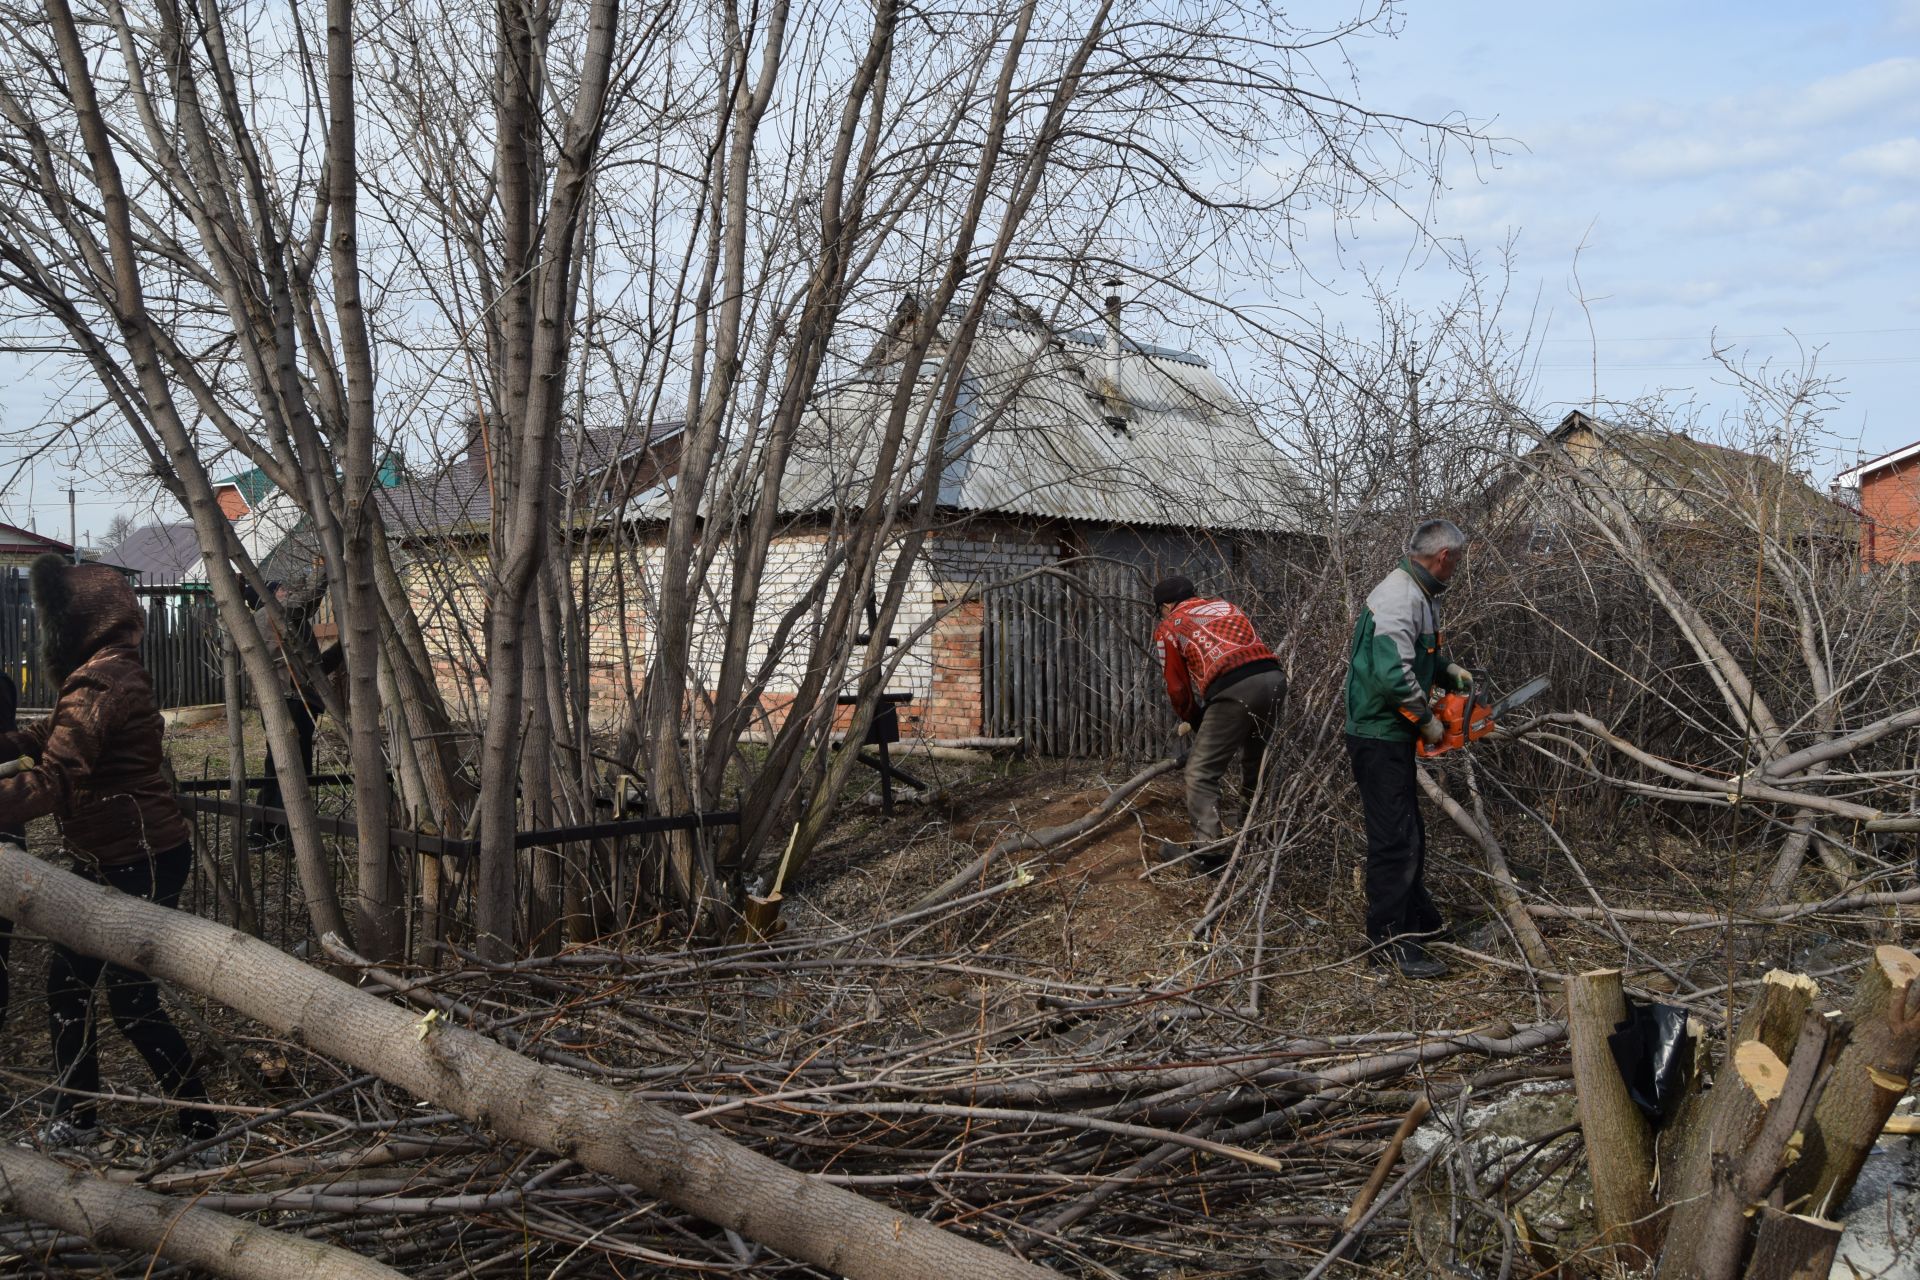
xmin=1102 ymin=279 xmax=1124 ymax=404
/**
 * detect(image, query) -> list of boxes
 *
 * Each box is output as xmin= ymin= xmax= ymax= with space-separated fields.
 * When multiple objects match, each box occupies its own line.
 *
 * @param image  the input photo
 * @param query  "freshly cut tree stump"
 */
xmin=1658 ymin=1042 xmax=1790 ymax=1279
xmin=1664 ymin=973 xmax=1819 ymax=1217
xmin=1740 ymin=1208 xmax=1843 ymax=1280
xmin=0 ymin=1145 xmax=405 ymax=1279
xmin=1783 ymin=945 xmax=1920 ymax=1218
xmin=1735 ymin=970 xmax=1820 ymax=1061
xmin=1569 ymin=969 xmax=1659 ymax=1263
xmin=1658 ymin=1014 xmax=1831 ymax=1280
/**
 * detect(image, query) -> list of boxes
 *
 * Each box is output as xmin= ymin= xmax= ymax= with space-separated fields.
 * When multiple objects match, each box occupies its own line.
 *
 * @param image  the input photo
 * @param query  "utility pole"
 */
xmin=67 ymin=487 xmax=78 ymax=563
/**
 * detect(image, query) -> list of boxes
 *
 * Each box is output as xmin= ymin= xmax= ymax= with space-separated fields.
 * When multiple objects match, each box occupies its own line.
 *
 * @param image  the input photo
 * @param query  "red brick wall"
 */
xmin=922 ymin=598 xmax=984 ymax=738
xmin=214 ymin=485 xmax=248 ymax=520
xmin=1860 ymin=458 xmax=1920 ymax=568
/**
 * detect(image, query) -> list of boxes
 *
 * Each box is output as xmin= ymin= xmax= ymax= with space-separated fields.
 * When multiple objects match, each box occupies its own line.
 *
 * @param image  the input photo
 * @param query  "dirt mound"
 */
xmin=803 ymin=761 xmax=1218 ymax=981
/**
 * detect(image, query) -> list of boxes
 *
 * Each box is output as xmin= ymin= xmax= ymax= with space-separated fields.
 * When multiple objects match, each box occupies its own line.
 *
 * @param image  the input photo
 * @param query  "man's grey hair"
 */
xmin=1408 ymin=519 xmax=1467 ymax=557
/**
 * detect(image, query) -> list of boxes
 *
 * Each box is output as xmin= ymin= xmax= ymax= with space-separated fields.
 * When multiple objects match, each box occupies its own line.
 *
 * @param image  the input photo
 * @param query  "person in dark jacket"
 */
xmin=0 ymin=555 xmax=218 ymax=1151
xmin=1343 ymin=519 xmax=1473 ymax=980
xmin=1152 ymin=575 xmax=1286 ymax=852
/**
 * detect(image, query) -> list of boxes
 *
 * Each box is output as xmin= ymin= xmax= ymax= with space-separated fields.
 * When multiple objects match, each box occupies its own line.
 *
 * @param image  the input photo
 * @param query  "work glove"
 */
xmin=1176 ymin=722 xmax=1194 ymax=739
xmin=1418 ymin=714 xmax=1446 ymax=747
xmin=1444 ymin=663 xmax=1474 ymax=693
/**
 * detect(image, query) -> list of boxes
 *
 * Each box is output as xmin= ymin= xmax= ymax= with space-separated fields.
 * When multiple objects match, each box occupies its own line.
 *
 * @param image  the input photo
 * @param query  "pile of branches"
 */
xmin=0 ymin=838 xmax=1588 ymax=1279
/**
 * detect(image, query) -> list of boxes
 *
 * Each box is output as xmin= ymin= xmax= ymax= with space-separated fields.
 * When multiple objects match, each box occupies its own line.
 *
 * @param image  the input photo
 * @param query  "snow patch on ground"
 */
xmin=1830 ymin=1118 xmax=1920 ymax=1280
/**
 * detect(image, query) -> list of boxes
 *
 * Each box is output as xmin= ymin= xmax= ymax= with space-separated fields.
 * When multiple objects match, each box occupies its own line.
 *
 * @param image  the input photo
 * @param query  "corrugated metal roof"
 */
xmin=765 ymin=318 xmax=1309 ymax=533
xmin=106 ymin=522 xmax=202 ymax=580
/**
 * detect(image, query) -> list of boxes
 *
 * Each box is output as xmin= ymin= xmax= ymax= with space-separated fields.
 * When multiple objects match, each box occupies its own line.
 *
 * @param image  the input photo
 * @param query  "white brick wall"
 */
xmin=401 ymin=521 xmax=1064 ymax=721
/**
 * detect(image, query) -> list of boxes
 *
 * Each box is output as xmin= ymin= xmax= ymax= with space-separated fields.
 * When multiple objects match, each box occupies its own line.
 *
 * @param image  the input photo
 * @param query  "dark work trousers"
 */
xmin=1185 ymin=669 xmax=1287 ymax=841
xmin=47 ymin=843 xmax=215 ymax=1137
xmin=1346 ymin=734 xmax=1445 ymax=944
xmin=254 ymin=696 xmax=319 ymax=841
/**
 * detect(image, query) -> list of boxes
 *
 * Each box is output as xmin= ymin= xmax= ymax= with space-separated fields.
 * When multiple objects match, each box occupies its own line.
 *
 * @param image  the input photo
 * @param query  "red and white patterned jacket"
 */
xmin=1153 ymin=598 xmax=1275 ymax=723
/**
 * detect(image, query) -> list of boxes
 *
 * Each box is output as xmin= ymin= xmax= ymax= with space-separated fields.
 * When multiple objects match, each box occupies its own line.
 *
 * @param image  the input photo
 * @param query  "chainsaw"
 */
xmin=1417 ymin=675 xmax=1550 ymax=759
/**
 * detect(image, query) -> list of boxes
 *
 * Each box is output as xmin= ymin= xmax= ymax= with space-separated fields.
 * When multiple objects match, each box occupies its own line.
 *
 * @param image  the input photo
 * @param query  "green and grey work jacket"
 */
xmin=1344 ymin=557 xmax=1453 ymax=741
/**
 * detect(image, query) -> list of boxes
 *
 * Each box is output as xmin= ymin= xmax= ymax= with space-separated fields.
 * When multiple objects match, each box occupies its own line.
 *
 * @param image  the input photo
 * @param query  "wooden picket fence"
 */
xmin=981 ymin=562 xmax=1180 ymax=760
xmin=0 ymin=569 xmax=221 ymax=709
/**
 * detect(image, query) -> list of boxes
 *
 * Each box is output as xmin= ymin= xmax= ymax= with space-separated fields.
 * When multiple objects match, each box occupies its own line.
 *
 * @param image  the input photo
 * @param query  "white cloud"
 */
xmin=1843 ymin=136 xmax=1920 ymax=178
xmin=1783 ymin=56 xmax=1920 ymax=126
xmin=1608 ymin=134 xmax=1788 ymax=182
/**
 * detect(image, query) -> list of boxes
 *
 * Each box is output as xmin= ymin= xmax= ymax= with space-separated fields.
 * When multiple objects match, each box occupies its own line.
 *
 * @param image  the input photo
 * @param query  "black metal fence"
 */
xmin=0 ymin=567 xmax=222 ymax=708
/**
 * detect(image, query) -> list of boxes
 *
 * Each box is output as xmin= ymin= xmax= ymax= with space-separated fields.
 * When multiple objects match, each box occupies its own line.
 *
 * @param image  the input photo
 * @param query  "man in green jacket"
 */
xmin=1343 ymin=519 xmax=1474 ymax=979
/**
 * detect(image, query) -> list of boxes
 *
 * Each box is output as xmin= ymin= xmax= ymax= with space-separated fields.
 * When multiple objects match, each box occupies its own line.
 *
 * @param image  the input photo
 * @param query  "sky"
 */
xmin=2 ymin=0 xmax=1916 ymax=543
xmin=1329 ymin=0 xmax=1920 ymax=469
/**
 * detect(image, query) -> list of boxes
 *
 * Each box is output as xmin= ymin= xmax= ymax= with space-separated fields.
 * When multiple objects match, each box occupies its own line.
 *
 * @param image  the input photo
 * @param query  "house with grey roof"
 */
xmin=105 ymin=521 xmax=204 ymax=583
xmin=662 ymin=302 xmax=1313 ymax=747
xmin=377 ymin=307 xmax=1309 ymax=753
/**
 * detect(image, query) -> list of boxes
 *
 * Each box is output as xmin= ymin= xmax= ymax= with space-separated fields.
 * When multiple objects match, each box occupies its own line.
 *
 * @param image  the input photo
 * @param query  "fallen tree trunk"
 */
xmin=910 ymin=758 xmax=1175 ymax=913
xmin=0 ymin=1144 xmax=403 ymax=1279
xmin=0 ymin=844 xmax=1056 ymax=1280
xmin=1782 ymin=944 xmax=1920 ymax=1218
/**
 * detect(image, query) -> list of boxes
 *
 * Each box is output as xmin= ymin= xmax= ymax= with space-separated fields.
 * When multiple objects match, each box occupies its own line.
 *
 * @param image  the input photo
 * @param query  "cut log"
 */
xmin=1568 ymin=969 xmax=1660 ymax=1264
xmin=1739 ymin=1208 xmax=1842 ymax=1280
xmin=0 ymin=1144 xmax=404 ymax=1279
xmin=1782 ymin=944 xmax=1920 ymax=1218
xmin=0 ymin=845 xmax=1056 ymax=1280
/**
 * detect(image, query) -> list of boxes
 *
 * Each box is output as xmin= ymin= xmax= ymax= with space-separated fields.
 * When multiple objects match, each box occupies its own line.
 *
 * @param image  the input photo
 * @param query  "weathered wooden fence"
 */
xmin=0 ymin=569 xmax=221 ymax=708
xmin=982 ymin=562 xmax=1179 ymax=759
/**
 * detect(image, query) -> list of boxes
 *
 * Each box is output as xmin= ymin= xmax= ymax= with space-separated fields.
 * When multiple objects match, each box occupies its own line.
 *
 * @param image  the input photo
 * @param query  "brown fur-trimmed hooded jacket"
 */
xmin=0 ymin=555 xmax=190 ymax=865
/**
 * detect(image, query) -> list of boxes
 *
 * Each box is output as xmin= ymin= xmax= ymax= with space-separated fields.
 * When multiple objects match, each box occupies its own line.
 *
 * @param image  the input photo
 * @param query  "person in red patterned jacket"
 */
xmin=1152 ymin=575 xmax=1286 ymax=849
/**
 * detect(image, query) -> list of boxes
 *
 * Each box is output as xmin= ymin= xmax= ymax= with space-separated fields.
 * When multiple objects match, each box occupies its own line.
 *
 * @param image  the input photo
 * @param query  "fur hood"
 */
xmin=31 ymin=554 xmax=145 ymax=683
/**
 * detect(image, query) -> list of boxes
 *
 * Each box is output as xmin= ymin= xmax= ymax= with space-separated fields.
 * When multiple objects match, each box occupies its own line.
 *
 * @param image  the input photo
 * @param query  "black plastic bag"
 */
xmin=1607 ymin=1000 xmax=1693 ymax=1125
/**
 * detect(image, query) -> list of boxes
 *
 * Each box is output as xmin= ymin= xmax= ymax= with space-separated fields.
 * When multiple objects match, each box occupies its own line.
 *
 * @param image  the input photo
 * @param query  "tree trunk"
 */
xmin=222 ymin=633 xmax=258 ymax=936
xmin=1657 ymin=1042 xmax=1790 ymax=1278
xmin=1657 ymin=1014 xmax=1831 ymax=1280
xmin=1740 ymin=1209 xmax=1842 ymax=1280
xmin=323 ymin=0 xmax=398 ymax=963
xmin=1664 ymin=971 xmax=1818 ymax=1213
xmin=0 ymin=1144 xmax=404 ymax=1279
xmin=1782 ymin=944 xmax=1920 ymax=1217
xmin=1737 ymin=970 xmax=1821 ymax=1061
xmin=1568 ymin=968 xmax=1659 ymax=1265
xmin=0 ymin=845 xmax=1058 ymax=1280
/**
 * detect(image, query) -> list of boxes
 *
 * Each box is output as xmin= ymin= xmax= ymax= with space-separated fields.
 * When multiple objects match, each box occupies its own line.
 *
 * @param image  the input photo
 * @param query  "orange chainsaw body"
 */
xmin=1417 ymin=691 xmax=1498 ymax=759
